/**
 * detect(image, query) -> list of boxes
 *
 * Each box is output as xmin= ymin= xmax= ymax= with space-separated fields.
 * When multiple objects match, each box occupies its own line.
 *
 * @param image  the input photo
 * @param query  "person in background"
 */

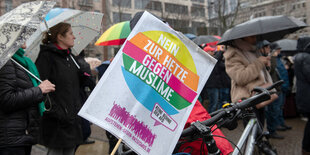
xmin=96 ymin=57 xmax=114 ymax=79
xmin=202 ymin=45 xmax=231 ymax=113
xmin=216 ymin=48 xmax=231 ymax=108
xmin=261 ymin=41 xmax=284 ymax=139
xmin=0 ymin=44 xmax=55 ymax=155
xmin=201 ymin=45 xmax=221 ymax=113
xmin=270 ymin=43 xmax=292 ymax=131
xmin=76 ymin=51 xmax=96 ymax=145
xmin=257 ymin=40 xmax=271 ymax=56
xmin=282 ymin=56 xmax=298 ymax=118
xmin=223 ymin=36 xmax=278 ymax=127
xmin=294 ymin=37 xmax=310 ymax=155
xmin=257 ymin=40 xmax=271 ymax=69
xmin=36 ymin=22 xmax=84 ymax=155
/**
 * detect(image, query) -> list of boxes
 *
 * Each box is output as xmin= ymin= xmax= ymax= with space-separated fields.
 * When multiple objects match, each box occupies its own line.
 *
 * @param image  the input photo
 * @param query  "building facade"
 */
xmin=207 ymin=0 xmax=239 ymax=35
xmin=236 ymin=0 xmax=310 ymax=38
xmin=106 ymin=0 xmax=208 ymax=34
xmin=102 ymin=0 xmax=211 ymax=55
xmin=2 ymin=0 xmax=310 ymax=59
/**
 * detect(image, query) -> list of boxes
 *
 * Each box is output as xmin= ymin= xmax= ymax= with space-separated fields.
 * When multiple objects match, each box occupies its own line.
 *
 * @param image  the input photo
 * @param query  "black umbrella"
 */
xmin=130 ymin=11 xmax=166 ymax=30
xmin=275 ymin=39 xmax=297 ymax=51
xmin=271 ymin=39 xmax=298 ymax=56
xmin=218 ymin=15 xmax=307 ymax=45
xmin=193 ymin=35 xmax=220 ymax=45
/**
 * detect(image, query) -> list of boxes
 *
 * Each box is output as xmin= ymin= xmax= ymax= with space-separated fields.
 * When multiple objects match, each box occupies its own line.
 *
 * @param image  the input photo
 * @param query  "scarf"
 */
xmin=233 ymin=39 xmax=273 ymax=84
xmin=12 ymin=48 xmax=45 ymax=116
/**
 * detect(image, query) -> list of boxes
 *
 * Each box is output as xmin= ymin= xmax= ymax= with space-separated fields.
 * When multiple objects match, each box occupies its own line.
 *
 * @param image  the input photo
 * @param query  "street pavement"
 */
xmin=221 ymin=117 xmax=306 ymax=155
xmin=31 ymin=117 xmax=306 ymax=155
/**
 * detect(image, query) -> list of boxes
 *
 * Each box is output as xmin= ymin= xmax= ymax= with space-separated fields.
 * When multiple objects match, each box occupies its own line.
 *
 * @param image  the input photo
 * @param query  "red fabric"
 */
xmin=54 ymin=43 xmax=70 ymax=54
xmin=214 ymin=35 xmax=221 ymax=39
xmin=95 ymin=38 xmax=126 ymax=46
xmin=206 ymin=41 xmax=218 ymax=47
xmin=178 ymin=101 xmax=233 ymax=155
xmin=203 ymin=46 xmax=215 ymax=52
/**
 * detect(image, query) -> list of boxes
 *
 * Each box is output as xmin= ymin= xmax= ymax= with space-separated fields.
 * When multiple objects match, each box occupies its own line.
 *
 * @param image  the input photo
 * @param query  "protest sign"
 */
xmin=79 ymin=11 xmax=216 ymax=155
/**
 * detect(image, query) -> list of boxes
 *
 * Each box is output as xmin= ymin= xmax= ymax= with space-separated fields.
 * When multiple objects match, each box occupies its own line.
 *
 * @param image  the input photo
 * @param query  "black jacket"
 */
xmin=205 ymin=51 xmax=231 ymax=88
xmin=0 ymin=60 xmax=43 ymax=148
xmin=294 ymin=37 xmax=310 ymax=114
xmin=35 ymin=44 xmax=83 ymax=148
xmin=76 ymin=55 xmax=96 ymax=103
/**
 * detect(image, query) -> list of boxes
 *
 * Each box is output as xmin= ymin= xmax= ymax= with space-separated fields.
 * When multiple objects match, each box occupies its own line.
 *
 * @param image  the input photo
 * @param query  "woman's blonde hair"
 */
xmin=42 ymin=22 xmax=71 ymax=44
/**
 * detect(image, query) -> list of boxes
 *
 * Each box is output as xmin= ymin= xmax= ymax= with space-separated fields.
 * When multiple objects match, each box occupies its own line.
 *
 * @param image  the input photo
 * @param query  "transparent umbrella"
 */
xmin=0 ymin=1 xmax=55 ymax=69
xmin=25 ymin=8 xmax=104 ymax=61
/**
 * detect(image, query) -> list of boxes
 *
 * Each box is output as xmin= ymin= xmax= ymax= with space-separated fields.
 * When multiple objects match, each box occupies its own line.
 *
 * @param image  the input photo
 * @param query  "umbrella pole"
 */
xmin=10 ymin=58 xmax=42 ymax=83
xmin=42 ymin=19 xmax=51 ymax=36
xmin=110 ymin=139 xmax=122 ymax=155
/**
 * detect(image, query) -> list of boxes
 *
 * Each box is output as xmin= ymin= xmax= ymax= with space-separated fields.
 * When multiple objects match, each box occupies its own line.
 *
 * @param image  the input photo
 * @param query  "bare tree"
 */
xmin=112 ymin=0 xmax=131 ymax=23
xmin=208 ymin=0 xmax=240 ymax=35
xmin=160 ymin=3 xmax=190 ymax=32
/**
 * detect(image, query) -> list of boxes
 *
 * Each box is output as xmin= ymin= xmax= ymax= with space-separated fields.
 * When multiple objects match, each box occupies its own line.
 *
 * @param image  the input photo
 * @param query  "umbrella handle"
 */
xmin=11 ymin=58 xmax=53 ymax=112
xmin=70 ymin=55 xmax=80 ymax=69
xmin=43 ymin=19 xmax=51 ymax=36
xmin=45 ymin=94 xmax=52 ymax=111
xmin=10 ymin=58 xmax=42 ymax=83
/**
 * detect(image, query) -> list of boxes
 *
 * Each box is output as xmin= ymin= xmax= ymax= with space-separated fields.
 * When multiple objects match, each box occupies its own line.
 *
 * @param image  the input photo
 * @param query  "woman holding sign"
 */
xmin=36 ymin=23 xmax=86 ymax=155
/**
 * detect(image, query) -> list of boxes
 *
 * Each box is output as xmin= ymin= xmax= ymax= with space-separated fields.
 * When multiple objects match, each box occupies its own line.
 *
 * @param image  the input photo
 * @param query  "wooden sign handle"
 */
xmin=110 ymin=138 xmax=122 ymax=155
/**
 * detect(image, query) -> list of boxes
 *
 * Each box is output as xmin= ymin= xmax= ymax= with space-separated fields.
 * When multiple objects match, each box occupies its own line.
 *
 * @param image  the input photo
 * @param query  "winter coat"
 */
xmin=276 ymin=56 xmax=290 ymax=93
xmin=224 ymin=39 xmax=270 ymax=102
xmin=216 ymin=51 xmax=231 ymax=88
xmin=205 ymin=59 xmax=221 ymax=88
xmin=75 ymin=55 xmax=96 ymax=103
xmin=205 ymin=51 xmax=231 ymax=88
xmin=35 ymin=44 xmax=83 ymax=148
xmin=177 ymin=101 xmax=233 ymax=155
xmin=294 ymin=37 xmax=310 ymax=113
xmin=269 ymin=56 xmax=281 ymax=91
xmin=0 ymin=60 xmax=43 ymax=148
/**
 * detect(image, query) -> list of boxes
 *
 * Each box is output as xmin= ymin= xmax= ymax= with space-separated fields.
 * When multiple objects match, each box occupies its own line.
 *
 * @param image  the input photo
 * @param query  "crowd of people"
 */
xmin=198 ymin=35 xmax=310 ymax=154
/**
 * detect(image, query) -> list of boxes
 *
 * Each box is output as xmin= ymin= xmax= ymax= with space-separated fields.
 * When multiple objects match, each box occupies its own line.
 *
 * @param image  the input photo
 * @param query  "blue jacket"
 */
xmin=276 ymin=55 xmax=290 ymax=93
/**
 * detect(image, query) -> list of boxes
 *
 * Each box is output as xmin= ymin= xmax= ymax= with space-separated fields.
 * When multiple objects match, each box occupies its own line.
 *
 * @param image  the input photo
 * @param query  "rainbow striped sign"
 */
xmin=79 ymin=11 xmax=216 ymax=155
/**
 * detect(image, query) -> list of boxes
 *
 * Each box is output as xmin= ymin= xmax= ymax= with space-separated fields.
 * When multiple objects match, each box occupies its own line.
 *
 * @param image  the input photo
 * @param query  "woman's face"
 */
xmin=243 ymin=36 xmax=257 ymax=45
xmin=58 ymin=27 xmax=75 ymax=49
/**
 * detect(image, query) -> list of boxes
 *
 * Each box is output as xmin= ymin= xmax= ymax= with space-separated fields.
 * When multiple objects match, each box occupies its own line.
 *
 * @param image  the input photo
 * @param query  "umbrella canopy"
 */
xmin=0 ymin=1 xmax=55 ymax=69
xmin=94 ymin=11 xmax=166 ymax=47
xmin=218 ymin=15 xmax=307 ymax=45
xmin=25 ymin=8 xmax=104 ymax=61
xmin=275 ymin=39 xmax=297 ymax=51
xmin=95 ymin=21 xmax=130 ymax=46
xmin=184 ymin=33 xmax=197 ymax=40
xmin=193 ymin=35 xmax=221 ymax=45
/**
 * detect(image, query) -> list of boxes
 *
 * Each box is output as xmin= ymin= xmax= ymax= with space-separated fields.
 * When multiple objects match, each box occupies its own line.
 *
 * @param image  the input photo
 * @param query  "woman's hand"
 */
xmin=38 ymin=80 xmax=55 ymax=94
xmin=258 ymin=56 xmax=271 ymax=66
